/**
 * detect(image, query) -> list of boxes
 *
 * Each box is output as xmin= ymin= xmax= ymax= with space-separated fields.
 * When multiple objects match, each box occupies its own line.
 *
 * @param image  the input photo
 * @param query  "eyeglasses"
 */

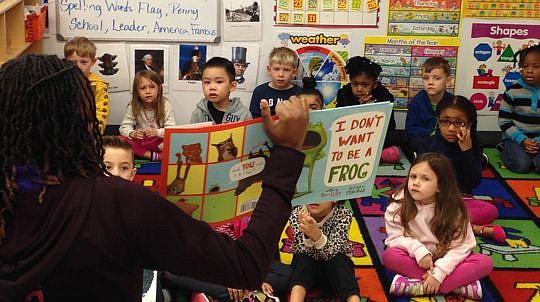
xmin=438 ymin=118 xmax=467 ymax=128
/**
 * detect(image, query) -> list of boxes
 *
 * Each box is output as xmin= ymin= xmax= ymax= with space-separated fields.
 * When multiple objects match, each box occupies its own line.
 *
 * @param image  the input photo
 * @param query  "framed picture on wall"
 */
xmin=172 ymin=44 xmax=214 ymax=92
xmin=129 ymin=45 xmax=170 ymax=93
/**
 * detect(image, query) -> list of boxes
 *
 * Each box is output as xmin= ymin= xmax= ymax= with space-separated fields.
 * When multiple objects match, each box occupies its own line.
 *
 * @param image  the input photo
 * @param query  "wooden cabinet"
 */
xmin=0 ymin=0 xmax=43 ymax=65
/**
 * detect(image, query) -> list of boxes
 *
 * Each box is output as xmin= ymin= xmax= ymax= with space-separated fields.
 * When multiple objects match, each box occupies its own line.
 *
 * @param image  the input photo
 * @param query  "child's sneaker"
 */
xmin=389 ymin=274 xmax=424 ymax=296
xmin=453 ymin=280 xmax=482 ymax=300
xmin=381 ymin=146 xmax=401 ymax=163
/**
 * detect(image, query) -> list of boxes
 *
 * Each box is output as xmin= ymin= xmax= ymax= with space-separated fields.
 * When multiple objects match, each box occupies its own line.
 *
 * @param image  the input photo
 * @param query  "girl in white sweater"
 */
xmin=119 ymin=70 xmax=176 ymax=160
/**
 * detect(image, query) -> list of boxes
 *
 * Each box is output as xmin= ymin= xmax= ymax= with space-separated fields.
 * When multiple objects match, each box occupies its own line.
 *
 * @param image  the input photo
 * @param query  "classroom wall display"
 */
xmin=91 ymin=43 xmax=130 ymax=93
xmin=129 ymin=45 xmax=170 ymax=93
xmin=276 ymin=31 xmax=351 ymax=108
xmin=462 ymin=0 xmax=540 ymax=19
xmin=221 ymin=43 xmax=260 ymax=92
xmin=55 ymin=0 xmax=220 ymax=42
xmin=223 ymin=0 xmax=262 ymax=41
xmin=274 ymin=0 xmax=379 ymax=27
xmin=456 ymin=21 xmax=540 ymax=115
xmin=172 ymin=44 xmax=211 ymax=92
xmin=364 ymin=36 xmax=459 ymax=110
xmin=388 ymin=0 xmax=460 ymax=37
xmin=160 ymin=103 xmax=392 ymax=223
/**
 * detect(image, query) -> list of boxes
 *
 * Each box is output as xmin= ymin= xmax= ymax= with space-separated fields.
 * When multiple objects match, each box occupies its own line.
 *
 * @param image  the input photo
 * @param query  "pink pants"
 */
xmin=119 ymin=136 xmax=162 ymax=159
xmin=464 ymin=197 xmax=498 ymax=226
xmin=382 ymin=247 xmax=493 ymax=293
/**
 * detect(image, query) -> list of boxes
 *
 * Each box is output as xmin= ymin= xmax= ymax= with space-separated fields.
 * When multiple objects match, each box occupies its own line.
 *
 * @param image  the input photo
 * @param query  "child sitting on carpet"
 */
xmin=498 ymin=43 xmax=540 ymax=173
xmin=119 ymin=70 xmax=176 ymax=161
xmin=102 ymin=136 xmax=158 ymax=302
xmin=415 ymin=95 xmax=506 ymax=243
xmin=336 ymin=56 xmax=409 ymax=163
xmin=383 ymin=152 xmax=493 ymax=299
xmin=288 ymin=201 xmax=360 ymax=302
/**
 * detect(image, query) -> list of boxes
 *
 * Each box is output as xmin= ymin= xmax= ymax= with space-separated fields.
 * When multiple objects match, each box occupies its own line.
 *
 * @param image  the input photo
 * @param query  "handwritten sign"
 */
xmin=55 ymin=0 xmax=220 ymax=42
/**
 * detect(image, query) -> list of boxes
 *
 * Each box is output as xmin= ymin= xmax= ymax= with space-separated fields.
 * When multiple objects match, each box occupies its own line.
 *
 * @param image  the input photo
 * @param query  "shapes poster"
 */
xmin=455 ymin=21 xmax=540 ymax=115
xmin=160 ymin=103 xmax=392 ymax=224
xmin=388 ymin=0 xmax=461 ymax=37
xmin=463 ymin=0 xmax=540 ymax=19
xmin=274 ymin=0 xmax=379 ymax=27
xmin=364 ymin=36 xmax=459 ymax=110
xmin=276 ymin=31 xmax=351 ymax=108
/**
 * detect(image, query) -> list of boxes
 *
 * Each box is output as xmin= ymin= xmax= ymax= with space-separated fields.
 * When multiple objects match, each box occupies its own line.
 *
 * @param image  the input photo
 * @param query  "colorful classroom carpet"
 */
xmin=138 ymin=149 xmax=540 ymax=301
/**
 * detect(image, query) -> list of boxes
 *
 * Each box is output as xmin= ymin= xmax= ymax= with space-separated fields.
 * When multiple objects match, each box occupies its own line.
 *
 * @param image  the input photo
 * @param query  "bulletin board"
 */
xmin=387 ymin=0 xmax=461 ymax=37
xmin=456 ymin=20 xmax=540 ymax=115
xmin=274 ymin=0 xmax=380 ymax=27
xmin=462 ymin=0 xmax=540 ymax=19
xmin=55 ymin=0 xmax=220 ymax=42
xmin=364 ymin=36 xmax=459 ymax=110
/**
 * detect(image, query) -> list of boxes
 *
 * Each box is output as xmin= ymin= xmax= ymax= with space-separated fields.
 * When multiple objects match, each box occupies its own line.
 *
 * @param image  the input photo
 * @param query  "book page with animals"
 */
xmin=160 ymin=102 xmax=393 ymax=224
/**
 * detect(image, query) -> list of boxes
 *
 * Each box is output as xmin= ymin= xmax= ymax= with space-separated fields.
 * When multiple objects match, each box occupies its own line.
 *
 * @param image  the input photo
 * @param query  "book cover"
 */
xmin=160 ymin=102 xmax=393 ymax=224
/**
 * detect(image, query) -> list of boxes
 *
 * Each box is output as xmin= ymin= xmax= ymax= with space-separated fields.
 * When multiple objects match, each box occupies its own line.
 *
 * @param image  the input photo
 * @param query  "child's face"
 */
xmin=302 ymin=95 xmax=323 ymax=111
xmin=422 ymin=67 xmax=451 ymax=100
xmin=437 ymin=107 xmax=469 ymax=143
xmin=66 ymin=52 xmax=96 ymax=77
xmin=407 ymin=161 xmax=439 ymax=204
xmin=104 ymin=147 xmax=136 ymax=181
xmin=350 ymin=73 xmax=377 ymax=100
xmin=306 ymin=201 xmax=335 ymax=222
xmin=137 ymin=77 xmax=160 ymax=108
xmin=267 ymin=63 xmax=297 ymax=90
xmin=521 ymin=52 xmax=540 ymax=87
xmin=202 ymin=67 xmax=237 ymax=105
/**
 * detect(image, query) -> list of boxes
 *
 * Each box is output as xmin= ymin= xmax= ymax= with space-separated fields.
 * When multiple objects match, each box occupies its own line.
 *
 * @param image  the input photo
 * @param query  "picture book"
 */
xmin=160 ymin=102 xmax=393 ymax=224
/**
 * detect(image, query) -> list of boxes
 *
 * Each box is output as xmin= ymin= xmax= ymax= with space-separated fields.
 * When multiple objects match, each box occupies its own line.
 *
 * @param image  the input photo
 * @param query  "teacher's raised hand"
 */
xmin=260 ymin=96 xmax=309 ymax=151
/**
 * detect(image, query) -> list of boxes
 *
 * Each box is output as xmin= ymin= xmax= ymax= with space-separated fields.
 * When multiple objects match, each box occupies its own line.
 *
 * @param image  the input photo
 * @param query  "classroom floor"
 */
xmin=134 ymin=148 xmax=540 ymax=302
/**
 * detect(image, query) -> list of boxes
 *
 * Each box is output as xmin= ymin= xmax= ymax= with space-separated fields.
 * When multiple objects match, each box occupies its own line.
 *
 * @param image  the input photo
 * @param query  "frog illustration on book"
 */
xmin=294 ymin=121 xmax=327 ymax=198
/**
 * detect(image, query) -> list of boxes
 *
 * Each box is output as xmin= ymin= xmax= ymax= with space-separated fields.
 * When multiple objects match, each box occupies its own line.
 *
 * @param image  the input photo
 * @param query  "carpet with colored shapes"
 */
xmin=135 ymin=147 xmax=539 ymax=301
xmin=350 ymin=148 xmax=540 ymax=302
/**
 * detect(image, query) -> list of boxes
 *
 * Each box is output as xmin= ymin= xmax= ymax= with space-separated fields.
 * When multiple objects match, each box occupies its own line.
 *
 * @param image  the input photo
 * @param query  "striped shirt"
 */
xmin=498 ymin=78 xmax=540 ymax=144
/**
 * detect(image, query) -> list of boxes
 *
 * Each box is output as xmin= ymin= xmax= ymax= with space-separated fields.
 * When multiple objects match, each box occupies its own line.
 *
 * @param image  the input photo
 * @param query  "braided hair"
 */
xmin=0 ymin=54 xmax=106 ymax=243
xmin=344 ymin=56 xmax=382 ymax=80
xmin=513 ymin=42 xmax=540 ymax=68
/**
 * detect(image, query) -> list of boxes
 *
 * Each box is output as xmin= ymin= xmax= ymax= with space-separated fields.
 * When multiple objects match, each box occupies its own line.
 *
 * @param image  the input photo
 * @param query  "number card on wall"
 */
xmin=274 ymin=0 xmax=380 ymax=27
xmin=364 ymin=36 xmax=459 ymax=110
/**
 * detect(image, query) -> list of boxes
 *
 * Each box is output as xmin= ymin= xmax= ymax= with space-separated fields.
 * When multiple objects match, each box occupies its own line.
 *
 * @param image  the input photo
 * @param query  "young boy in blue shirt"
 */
xmin=249 ymin=47 xmax=303 ymax=118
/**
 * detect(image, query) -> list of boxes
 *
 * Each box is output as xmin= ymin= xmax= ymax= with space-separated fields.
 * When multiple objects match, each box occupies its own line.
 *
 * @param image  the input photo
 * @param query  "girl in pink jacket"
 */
xmin=383 ymin=152 xmax=492 ymax=300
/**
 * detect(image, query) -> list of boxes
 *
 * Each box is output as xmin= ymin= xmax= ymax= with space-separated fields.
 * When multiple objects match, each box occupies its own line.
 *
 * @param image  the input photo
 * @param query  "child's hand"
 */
xmin=144 ymin=128 xmax=158 ymax=138
xmin=227 ymin=288 xmax=250 ymax=302
xmin=456 ymin=126 xmax=472 ymax=151
xmin=357 ymin=94 xmax=374 ymax=104
xmin=418 ymin=254 xmax=433 ymax=270
xmin=522 ymin=138 xmax=539 ymax=154
xmin=130 ymin=130 xmax=145 ymax=139
xmin=298 ymin=208 xmax=322 ymax=241
xmin=422 ymin=272 xmax=440 ymax=295
xmin=261 ymin=282 xmax=274 ymax=296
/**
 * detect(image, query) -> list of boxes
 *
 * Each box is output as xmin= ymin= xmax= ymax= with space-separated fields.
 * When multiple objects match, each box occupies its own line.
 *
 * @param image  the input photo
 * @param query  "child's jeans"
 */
xmin=501 ymin=140 xmax=540 ymax=173
xmin=382 ymin=247 xmax=493 ymax=293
